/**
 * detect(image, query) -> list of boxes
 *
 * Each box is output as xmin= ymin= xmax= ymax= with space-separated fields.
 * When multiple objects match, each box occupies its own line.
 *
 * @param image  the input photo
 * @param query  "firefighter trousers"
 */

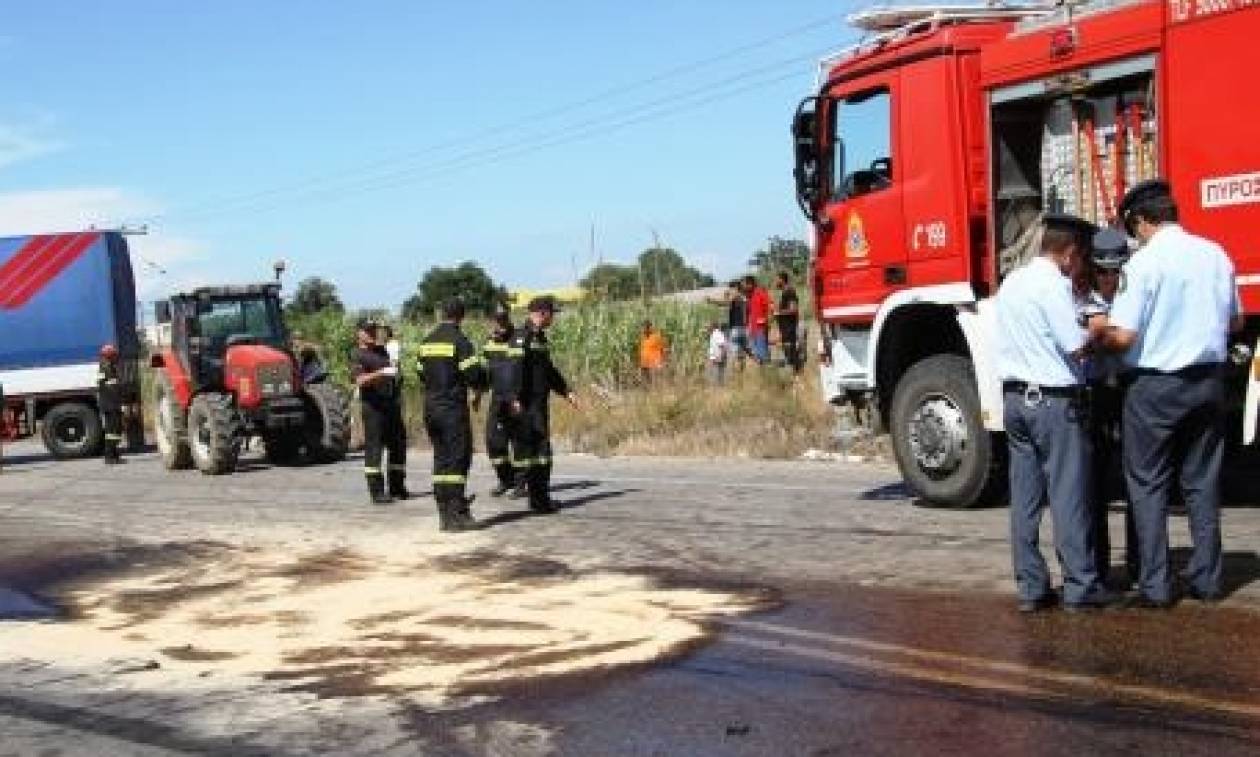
xmin=363 ymin=400 xmax=407 ymax=494
xmin=485 ymin=398 xmax=517 ymax=488
xmin=512 ymin=400 xmax=553 ymax=509
xmin=101 ymin=409 xmax=123 ymax=461
xmin=425 ymin=401 xmax=473 ymax=504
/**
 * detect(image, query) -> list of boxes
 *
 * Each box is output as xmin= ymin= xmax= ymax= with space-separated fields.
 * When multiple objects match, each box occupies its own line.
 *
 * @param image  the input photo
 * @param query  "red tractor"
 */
xmin=150 ymin=284 xmax=350 ymax=474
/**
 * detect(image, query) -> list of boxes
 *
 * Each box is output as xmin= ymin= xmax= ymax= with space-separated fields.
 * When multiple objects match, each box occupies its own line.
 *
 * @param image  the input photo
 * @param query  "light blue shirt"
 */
xmin=1108 ymin=224 xmax=1240 ymax=371
xmin=996 ymin=256 xmax=1087 ymax=387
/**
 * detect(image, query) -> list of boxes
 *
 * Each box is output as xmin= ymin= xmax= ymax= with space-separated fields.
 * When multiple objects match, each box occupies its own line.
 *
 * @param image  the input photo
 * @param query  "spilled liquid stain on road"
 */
xmin=0 ymin=538 xmax=773 ymax=709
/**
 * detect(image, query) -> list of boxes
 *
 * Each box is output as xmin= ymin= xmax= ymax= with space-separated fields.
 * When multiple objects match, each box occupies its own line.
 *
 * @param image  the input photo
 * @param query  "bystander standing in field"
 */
xmin=774 ymin=271 xmax=803 ymax=374
xmin=638 ymin=320 xmax=667 ymax=384
xmin=708 ymin=280 xmax=750 ymax=370
xmin=744 ymin=275 xmax=772 ymax=365
xmin=705 ymin=321 xmax=727 ymax=385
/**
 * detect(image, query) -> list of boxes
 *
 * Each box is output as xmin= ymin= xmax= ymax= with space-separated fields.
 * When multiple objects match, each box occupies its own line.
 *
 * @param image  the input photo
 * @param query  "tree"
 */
xmin=288 ymin=276 xmax=344 ymax=316
xmin=402 ymin=261 xmax=506 ymax=322
xmin=580 ymin=247 xmax=715 ymax=301
xmin=748 ymin=236 xmax=810 ymax=281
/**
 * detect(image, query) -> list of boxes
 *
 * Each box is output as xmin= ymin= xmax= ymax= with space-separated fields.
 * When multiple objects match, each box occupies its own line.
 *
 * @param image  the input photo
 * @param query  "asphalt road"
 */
xmin=2 ymin=441 xmax=1260 ymax=756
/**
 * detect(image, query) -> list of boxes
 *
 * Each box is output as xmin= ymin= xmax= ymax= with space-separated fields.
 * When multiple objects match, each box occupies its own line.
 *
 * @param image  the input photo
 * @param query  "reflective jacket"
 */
xmin=415 ymin=321 xmax=487 ymax=408
xmin=507 ymin=324 xmax=569 ymax=405
xmin=483 ymin=325 xmax=518 ymax=401
xmin=97 ymin=359 xmax=122 ymax=413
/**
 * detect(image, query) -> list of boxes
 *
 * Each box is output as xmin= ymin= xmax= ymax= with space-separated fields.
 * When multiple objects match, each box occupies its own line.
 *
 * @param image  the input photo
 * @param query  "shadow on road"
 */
xmin=1168 ymin=547 xmax=1260 ymax=599
xmin=475 ymin=488 xmax=639 ymax=530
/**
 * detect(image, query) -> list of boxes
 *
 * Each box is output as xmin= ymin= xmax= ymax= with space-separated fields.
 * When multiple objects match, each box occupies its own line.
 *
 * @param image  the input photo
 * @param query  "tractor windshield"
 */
xmin=196 ymin=296 xmax=286 ymax=352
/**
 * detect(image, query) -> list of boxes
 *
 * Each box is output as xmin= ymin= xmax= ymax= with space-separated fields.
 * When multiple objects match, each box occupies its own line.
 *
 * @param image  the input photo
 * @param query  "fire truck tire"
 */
xmin=154 ymin=372 xmax=193 ymax=470
xmin=40 ymin=402 xmax=103 ymax=459
xmin=890 ymin=354 xmax=1006 ymax=509
xmin=187 ymin=392 xmax=242 ymax=475
xmin=303 ymin=382 xmax=350 ymax=463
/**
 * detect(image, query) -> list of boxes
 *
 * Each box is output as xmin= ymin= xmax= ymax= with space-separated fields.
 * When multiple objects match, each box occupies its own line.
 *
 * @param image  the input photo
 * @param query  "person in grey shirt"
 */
xmin=996 ymin=213 xmax=1112 ymax=613
xmin=1092 ymin=180 xmax=1244 ymax=607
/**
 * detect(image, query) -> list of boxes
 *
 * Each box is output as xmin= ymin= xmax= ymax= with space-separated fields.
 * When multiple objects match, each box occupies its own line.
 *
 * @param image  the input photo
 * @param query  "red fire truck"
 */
xmin=792 ymin=1 xmax=1260 ymax=507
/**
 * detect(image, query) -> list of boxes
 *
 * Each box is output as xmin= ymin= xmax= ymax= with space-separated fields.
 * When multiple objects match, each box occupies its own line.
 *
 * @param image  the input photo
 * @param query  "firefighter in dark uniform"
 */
xmin=351 ymin=321 xmax=407 ymax=504
xmin=506 ymin=296 xmax=580 ymax=513
xmin=482 ymin=302 xmax=519 ymax=497
xmin=416 ymin=299 xmax=488 ymax=532
xmin=97 ymin=344 xmax=124 ymax=465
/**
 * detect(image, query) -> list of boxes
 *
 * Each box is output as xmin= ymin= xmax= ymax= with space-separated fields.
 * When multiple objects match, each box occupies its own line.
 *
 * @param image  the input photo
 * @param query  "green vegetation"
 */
xmin=580 ymin=247 xmax=715 ymax=301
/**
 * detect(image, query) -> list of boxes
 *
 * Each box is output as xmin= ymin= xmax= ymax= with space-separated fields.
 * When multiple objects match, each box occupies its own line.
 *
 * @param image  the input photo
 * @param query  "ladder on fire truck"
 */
xmin=819 ymin=3 xmax=1058 ymax=81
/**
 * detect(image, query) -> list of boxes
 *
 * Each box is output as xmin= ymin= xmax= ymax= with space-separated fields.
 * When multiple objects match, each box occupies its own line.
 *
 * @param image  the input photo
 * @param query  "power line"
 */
xmin=127 ymin=14 xmax=840 ymax=226
xmin=145 ymin=48 xmax=829 ymax=224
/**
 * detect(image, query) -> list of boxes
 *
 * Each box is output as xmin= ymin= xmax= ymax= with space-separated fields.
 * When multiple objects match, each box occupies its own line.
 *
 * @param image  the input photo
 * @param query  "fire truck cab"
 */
xmin=793 ymin=0 xmax=1260 ymax=507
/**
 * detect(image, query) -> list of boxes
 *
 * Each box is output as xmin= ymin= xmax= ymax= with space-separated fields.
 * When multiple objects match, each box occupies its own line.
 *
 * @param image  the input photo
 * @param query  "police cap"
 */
xmin=1091 ymin=228 xmax=1130 ymax=270
xmin=355 ymin=319 xmax=378 ymax=335
xmin=1118 ymin=179 xmax=1172 ymax=223
xmin=1042 ymin=212 xmax=1098 ymax=239
xmin=527 ymin=295 xmax=561 ymax=314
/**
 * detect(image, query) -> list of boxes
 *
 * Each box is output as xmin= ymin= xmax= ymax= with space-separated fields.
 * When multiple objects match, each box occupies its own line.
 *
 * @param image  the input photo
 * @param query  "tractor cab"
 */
xmin=158 ymin=284 xmax=290 ymax=394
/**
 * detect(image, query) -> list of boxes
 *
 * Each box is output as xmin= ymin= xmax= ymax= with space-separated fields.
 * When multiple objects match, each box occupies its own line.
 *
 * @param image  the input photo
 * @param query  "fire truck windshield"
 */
xmin=831 ymin=88 xmax=892 ymax=200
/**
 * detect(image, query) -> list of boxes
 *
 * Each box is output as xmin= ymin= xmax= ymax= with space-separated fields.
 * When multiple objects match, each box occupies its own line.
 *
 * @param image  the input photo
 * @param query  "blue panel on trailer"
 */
xmin=0 ymin=231 xmax=137 ymax=371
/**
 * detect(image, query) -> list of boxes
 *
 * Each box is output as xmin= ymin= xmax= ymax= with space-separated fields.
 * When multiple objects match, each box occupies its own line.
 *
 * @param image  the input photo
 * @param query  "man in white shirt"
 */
xmin=1093 ymin=180 xmax=1243 ymax=606
xmin=706 ymin=322 xmax=727 ymax=385
xmin=997 ymin=213 xmax=1110 ymax=612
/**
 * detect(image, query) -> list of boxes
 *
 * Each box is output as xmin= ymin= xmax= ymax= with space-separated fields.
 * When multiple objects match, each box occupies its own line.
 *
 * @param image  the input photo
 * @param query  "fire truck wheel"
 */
xmin=303 ymin=382 xmax=350 ymax=463
xmin=40 ymin=402 xmax=103 ymax=460
xmin=890 ymin=354 xmax=1006 ymax=509
xmin=187 ymin=392 xmax=242 ymax=475
xmin=154 ymin=372 xmax=192 ymax=470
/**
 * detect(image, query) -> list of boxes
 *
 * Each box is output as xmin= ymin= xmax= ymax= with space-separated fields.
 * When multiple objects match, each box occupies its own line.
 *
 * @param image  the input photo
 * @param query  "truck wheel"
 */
xmin=41 ymin=402 xmax=103 ymax=459
xmin=890 ymin=354 xmax=1006 ymax=508
xmin=154 ymin=372 xmax=192 ymax=470
xmin=187 ymin=392 xmax=242 ymax=475
xmin=303 ymin=382 xmax=350 ymax=463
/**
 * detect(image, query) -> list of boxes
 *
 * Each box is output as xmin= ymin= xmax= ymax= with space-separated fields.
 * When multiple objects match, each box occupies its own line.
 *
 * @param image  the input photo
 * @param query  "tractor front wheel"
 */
xmin=154 ymin=372 xmax=192 ymax=470
xmin=187 ymin=392 xmax=243 ymax=475
xmin=303 ymin=382 xmax=350 ymax=463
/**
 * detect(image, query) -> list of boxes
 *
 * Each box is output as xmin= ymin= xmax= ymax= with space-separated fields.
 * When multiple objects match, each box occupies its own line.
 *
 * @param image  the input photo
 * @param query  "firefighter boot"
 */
xmin=528 ymin=465 xmax=559 ymax=514
xmin=388 ymin=469 xmax=411 ymax=500
xmin=436 ymin=499 xmax=458 ymax=532
xmin=367 ymin=475 xmax=394 ymax=505
xmin=490 ymin=462 xmax=515 ymax=497
xmin=103 ymin=440 xmax=123 ymax=465
xmin=453 ymin=496 xmax=480 ymax=531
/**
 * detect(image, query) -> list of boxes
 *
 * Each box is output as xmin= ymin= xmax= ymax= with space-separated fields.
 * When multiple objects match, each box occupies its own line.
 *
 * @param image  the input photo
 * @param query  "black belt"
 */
xmin=1127 ymin=363 xmax=1224 ymax=380
xmin=1002 ymin=381 xmax=1084 ymax=398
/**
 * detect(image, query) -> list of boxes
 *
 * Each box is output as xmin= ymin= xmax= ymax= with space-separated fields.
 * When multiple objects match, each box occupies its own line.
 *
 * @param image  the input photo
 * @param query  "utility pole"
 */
xmin=650 ymin=227 xmax=662 ymax=298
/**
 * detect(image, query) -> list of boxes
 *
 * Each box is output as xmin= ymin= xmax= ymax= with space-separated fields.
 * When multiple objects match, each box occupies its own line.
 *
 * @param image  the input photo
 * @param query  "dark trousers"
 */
xmin=1004 ymin=389 xmax=1103 ymax=605
xmin=485 ymin=398 xmax=517 ymax=488
xmin=780 ymin=324 xmax=802 ymax=373
xmin=1089 ymin=384 xmax=1139 ymax=582
xmin=1123 ymin=367 xmax=1225 ymax=602
xmin=512 ymin=399 xmax=553 ymax=508
xmin=363 ymin=401 xmax=407 ymax=493
xmin=426 ymin=401 xmax=473 ymax=503
xmin=101 ymin=408 xmax=123 ymax=461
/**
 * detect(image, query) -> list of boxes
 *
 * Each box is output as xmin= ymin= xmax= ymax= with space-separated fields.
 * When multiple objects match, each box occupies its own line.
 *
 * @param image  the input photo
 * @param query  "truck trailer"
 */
xmin=792 ymin=0 xmax=1260 ymax=507
xmin=0 ymin=231 xmax=143 ymax=458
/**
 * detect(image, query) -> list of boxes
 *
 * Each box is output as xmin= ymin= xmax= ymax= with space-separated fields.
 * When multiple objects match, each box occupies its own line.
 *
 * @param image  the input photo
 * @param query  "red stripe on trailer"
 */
xmin=0 ymin=233 xmax=101 ymax=309
xmin=0 ymin=235 xmax=78 ymax=308
xmin=0 ymin=235 xmax=59 ymax=295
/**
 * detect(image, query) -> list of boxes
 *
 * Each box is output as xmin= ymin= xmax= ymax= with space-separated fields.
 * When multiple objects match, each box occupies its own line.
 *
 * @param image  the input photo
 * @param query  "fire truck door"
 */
xmin=818 ymin=84 xmax=905 ymax=318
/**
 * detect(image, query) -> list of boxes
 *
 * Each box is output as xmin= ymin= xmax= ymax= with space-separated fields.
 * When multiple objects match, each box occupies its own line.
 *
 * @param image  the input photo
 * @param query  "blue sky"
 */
xmin=0 ymin=1 xmax=860 ymax=308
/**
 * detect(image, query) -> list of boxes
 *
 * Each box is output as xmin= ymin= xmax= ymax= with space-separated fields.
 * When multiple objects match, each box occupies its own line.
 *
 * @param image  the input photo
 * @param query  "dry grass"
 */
xmin=550 ymin=368 xmax=837 ymax=459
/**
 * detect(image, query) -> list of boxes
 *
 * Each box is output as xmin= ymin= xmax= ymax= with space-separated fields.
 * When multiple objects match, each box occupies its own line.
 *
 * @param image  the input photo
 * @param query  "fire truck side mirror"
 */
xmin=154 ymin=301 xmax=172 ymax=324
xmin=792 ymin=96 xmax=823 ymax=220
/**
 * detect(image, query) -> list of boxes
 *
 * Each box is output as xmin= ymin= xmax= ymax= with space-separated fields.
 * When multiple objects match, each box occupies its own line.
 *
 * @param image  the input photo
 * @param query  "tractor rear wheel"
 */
xmin=153 ymin=372 xmax=192 ymax=470
xmin=303 ymin=382 xmax=350 ymax=463
xmin=187 ymin=392 xmax=243 ymax=475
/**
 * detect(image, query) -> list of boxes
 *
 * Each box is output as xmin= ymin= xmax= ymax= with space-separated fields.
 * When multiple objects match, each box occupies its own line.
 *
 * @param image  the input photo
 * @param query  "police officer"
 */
xmin=482 ymin=302 xmax=519 ymax=497
xmin=997 ymin=213 xmax=1110 ymax=612
xmin=1094 ymin=179 xmax=1243 ymax=606
xmin=351 ymin=321 xmax=406 ymax=504
xmin=97 ymin=344 xmax=124 ymax=465
xmin=1082 ymin=228 xmax=1138 ymax=586
xmin=416 ymin=299 xmax=487 ymax=531
xmin=506 ymin=296 xmax=579 ymax=513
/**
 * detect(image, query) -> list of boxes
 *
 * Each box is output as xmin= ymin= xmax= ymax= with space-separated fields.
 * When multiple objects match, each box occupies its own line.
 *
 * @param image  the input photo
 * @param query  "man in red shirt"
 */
xmin=743 ymin=275 xmax=771 ymax=364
